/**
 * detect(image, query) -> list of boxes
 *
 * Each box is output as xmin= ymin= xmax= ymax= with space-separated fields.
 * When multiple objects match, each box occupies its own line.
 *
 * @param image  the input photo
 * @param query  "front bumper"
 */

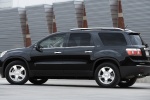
xmin=120 ymin=65 xmax=150 ymax=78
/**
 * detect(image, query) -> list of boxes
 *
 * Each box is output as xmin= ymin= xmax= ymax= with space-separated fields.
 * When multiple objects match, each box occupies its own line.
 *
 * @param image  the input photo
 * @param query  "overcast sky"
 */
xmin=13 ymin=0 xmax=83 ymax=7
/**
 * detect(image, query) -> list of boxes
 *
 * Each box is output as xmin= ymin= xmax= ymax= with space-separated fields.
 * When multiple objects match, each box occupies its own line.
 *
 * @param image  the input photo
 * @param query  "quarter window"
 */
xmin=68 ymin=33 xmax=93 ymax=47
xmin=99 ymin=33 xmax=127 ymax=46
xmin=129 ymin=34 xmax=143 ymax=45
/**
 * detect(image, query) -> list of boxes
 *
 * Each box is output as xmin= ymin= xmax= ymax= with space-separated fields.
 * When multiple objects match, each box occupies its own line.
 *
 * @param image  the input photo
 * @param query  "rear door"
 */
xmin=62 ymin=32 xmax=95 ymax=77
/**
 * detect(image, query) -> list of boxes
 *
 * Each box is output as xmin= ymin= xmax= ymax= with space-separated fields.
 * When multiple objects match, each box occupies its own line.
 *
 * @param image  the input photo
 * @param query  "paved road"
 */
xmin=0 ymin=78 xmax=150 ymax=100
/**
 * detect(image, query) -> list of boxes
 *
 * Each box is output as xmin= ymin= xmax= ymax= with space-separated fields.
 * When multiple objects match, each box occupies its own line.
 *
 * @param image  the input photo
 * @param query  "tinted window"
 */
xmin=129 ymin=35 xmax=143 ymax=45
xmin=99 ymin=33 xmax=127 ymax=46
xmin=40 ymin=34 xmax=66 ymax=48
xmin=68 ymin=33 xmax=93 ymax=47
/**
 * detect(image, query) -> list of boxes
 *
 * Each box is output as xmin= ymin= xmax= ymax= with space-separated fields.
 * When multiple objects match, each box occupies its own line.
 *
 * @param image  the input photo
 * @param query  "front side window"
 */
xmin=99 ymin=33 xmax=127 ymax=46
xmin=39 ymin=34 xmax=66 ymax=48
xmin=67 ymin=33 xmax=93 ymax=47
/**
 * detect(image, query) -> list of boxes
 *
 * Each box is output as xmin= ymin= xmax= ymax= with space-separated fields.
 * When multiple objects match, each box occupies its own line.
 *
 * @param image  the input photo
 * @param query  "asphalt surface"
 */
xmin=0 ymin=78 xmax=150 ymax=100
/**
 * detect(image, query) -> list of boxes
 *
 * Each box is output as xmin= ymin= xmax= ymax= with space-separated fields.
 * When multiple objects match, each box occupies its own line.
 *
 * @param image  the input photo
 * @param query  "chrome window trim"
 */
xmin=64 ymin=46 xmax=95 ymax=48
xmin=41 ymin=46 xmax=95 ymax=49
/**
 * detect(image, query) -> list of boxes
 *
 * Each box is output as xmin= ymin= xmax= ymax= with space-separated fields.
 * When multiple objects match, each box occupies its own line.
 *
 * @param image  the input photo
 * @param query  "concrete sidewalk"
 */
xmin=137 ymin=76 xmax=150 ymax=83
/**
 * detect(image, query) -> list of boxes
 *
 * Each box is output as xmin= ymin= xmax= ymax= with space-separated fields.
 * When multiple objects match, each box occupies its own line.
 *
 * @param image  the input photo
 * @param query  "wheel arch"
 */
xmin=2 ymin=57 xmax=30 ymax=77
xmin=93 ymin=57 xmax=121 ymax=74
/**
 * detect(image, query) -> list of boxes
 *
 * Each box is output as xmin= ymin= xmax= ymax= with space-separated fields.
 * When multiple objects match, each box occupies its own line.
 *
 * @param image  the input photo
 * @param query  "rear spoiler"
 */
xmin=128 ymin=33 xmax=140 ymax=35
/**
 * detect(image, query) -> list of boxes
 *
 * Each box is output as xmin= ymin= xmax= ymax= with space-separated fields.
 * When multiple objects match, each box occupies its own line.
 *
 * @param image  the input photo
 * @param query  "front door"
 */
xmin=30 ymin=33 xmax=67 ymax=76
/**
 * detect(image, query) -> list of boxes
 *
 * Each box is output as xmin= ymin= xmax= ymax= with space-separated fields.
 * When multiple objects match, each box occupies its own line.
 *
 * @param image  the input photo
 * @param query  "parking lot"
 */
xmin=0 ymin=78 xmax=150 ymax=100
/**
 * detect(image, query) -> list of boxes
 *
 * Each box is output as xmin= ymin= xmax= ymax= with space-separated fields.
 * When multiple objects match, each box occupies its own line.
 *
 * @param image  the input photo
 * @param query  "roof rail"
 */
xmin=70 ymin=27 xmax=124 ymax=31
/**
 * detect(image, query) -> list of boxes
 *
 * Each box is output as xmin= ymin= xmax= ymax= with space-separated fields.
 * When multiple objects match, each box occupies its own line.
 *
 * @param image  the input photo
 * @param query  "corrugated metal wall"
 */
xmin=0 ymin=8 xmax=25 ymax=52
xmin=53 ymin=1 xmax=83 ymax=32
xmin=26 ymin=5 xmax=53 ymax=44
xmin=121 ymin=0 xmax=150 ymax=45
xmin=0 ymin=0 xmax=12 ymax=9
xmin=84 ymin=0 xmax=112 ymax=27
xmin=122 ymin=0 xmax=150 ymax=83
xmin=0 ymin=0 xmax=150 ymax=83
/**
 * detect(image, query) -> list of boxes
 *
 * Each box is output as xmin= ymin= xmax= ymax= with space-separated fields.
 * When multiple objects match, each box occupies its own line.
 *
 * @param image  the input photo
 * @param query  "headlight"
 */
xmin=0 ymin=51 xmax=7 ymax=57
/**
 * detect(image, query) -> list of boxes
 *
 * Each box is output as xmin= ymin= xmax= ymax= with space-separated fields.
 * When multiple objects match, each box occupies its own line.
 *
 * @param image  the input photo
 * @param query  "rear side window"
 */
xmin=98 ymin=33 xmax=127 ymax=46
xmin=68 ymin=33 xmax=93 ymax=47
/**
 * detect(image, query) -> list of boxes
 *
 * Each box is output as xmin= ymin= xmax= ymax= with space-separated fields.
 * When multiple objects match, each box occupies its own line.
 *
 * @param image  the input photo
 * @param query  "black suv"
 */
xmin=0 ymin=27 xmax=150 ymax=88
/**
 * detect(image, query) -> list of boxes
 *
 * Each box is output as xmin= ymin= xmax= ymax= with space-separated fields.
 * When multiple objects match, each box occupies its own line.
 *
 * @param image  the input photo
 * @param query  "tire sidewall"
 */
xmin=29 ymin=78 xmax=48 ymax=85
xmin=95 ymin=63 xmax=120 ymax=88
xmin=5 ymin=61 xmax=29 ymax=85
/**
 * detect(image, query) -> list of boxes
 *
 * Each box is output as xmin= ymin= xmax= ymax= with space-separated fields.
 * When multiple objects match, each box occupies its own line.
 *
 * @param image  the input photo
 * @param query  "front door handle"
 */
xmin=85 ymin=51 xmax=92 ymax=53
xmin=54 ymin=51 xmax=62 ymax=54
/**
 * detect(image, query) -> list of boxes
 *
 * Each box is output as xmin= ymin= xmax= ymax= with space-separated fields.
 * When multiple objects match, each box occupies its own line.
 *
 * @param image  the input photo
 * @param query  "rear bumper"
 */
xmin=0 ymin=67 xmax=3 ymax=77
xmin=0 ymin=58 xmax=4 ymax=78
xmin=120 ymin=65 xmax=150 ymax=78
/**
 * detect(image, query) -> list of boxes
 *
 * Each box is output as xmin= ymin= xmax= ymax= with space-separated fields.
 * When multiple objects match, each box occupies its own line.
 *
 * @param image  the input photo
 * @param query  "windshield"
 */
xmin=129 ymin=34 xmax=144 ymax=45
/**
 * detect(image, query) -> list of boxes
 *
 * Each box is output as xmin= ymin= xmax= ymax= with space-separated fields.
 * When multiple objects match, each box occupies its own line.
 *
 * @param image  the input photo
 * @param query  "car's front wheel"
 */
xmin=5 ymin=61 xmax=29 ymax=85
xmin=95 ymin=62 xmax=120 ymax=88
xmin=29 ymin=78 xmax=48 ymax=85
xmin=118 ymin=77 xmax=137 ymax=88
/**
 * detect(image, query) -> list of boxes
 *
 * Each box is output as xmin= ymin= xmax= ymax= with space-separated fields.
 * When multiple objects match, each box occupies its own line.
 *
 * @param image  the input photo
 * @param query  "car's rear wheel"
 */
xmin=118 ymin=77 xmax=137 ymax=88
xmin=5 ymin=61 xmax=29 ymax=85
xmin=95 ymin=62 xmax=120 ymax=88
xmin=29 ymin=78 xmax=48 ymax=85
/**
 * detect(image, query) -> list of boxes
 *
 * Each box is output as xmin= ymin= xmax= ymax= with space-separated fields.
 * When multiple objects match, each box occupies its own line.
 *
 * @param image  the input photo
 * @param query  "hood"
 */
xmin=5 ymin=47 xmax=28 ymax=53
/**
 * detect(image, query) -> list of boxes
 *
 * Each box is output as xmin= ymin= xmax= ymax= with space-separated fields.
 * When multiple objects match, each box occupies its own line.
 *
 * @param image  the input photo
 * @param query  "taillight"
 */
xmin=126 ymin=48 xmax=142 ymax=56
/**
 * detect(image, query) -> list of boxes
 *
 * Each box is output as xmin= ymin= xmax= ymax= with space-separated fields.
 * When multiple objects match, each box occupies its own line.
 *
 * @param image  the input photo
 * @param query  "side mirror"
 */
xmin=34 ymin=44 xmax=43 ymax=52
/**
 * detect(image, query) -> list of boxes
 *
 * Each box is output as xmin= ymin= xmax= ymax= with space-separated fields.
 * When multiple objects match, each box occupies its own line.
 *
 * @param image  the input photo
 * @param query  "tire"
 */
xmin=29 ymin=78 xmax=48 ymax=85
xmin=5 ymin=60 xmax=29 ymax=85
xmin=118 ymin=77 xmax=137 ymax=88
xmin=95 ymin=62 xmax=120 ymax=88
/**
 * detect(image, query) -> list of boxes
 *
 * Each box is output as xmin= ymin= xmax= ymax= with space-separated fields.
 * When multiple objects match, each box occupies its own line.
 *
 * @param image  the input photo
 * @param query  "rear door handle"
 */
xmin=85 ymin=51 xmax=92 ymax=53
xmin=54 ymin=51 xmax=62 ymax=54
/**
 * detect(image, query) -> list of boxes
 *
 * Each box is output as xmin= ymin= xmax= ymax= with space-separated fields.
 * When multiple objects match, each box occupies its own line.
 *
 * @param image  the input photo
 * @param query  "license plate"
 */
xmin=145 ymin=51 xmax=149 ymax=56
